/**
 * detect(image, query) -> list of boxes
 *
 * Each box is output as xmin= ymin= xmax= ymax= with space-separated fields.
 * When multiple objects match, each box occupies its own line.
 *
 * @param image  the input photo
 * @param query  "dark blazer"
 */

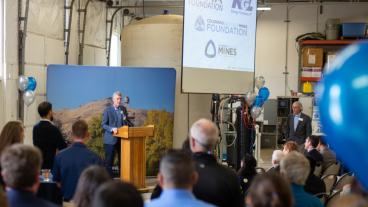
xmin=7 ymin=188 xmax=59 ymax=207
xmin=33 ymin=120 xmax=67 ymax=169
xmin=287 ymin=113 xmax=312 ymax=144
xmin=101 ymin=105 xmax=131 ymax=145
xmin=192 ymin=152 xmax=244 ymax=207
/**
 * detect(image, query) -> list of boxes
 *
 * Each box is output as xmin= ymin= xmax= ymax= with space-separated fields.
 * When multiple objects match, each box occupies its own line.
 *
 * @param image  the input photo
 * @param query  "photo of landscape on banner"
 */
xmin=47 ymin=65 xmax=176 ymax=175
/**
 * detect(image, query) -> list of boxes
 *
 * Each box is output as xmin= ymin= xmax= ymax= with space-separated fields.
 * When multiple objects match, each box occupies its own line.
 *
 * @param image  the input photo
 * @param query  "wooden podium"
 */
xmin=115 ymin=125 xmax=154 ymax=189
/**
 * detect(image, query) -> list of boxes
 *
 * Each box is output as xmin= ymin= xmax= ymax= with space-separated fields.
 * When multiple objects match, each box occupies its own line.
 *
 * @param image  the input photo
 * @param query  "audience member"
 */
xmin=304 ymin=157 xmax=326 ymax=196
xmin=246 ymin=173 xmax=293 ymax=207
xmin=304 ymin=136 xmax=323 ymax=171
xmin=0 ymin=120 xmax=25 ymax=187
xmin=150 ymin=138 xmax=192 ymax=200
xmin=146 ymin=150 xmax=214 ymax=207
xmin=0 ymin=121 xmax=24 ymax=153
xmin=317 ymin=136 xmax=337 ymax=172
xmin=283 ymin=141 xmax=298 ymax=154
xmin=268 ymin=150 xmax=285 ymax=173
xmin=92 ymin=181 xmax=143 ymax=207
xmin=329 ymin=194 xmax=368 ymax=207
xmin=73 ymin=165 xmax=111 ymax=207
xmin=33 ymin=101 xmax=67 ymax=169
xmin=52 ymin=120 xmax=103 ymax=202
xmin=280 ymin=151 xmax=323 ymax=207
xmin=190 ymin=119 xmax=243 ymax=207
xmin=237 ymin=154 xmax=257 ymax=195
xmin=1 ymin=144 xmax=58 ymax=207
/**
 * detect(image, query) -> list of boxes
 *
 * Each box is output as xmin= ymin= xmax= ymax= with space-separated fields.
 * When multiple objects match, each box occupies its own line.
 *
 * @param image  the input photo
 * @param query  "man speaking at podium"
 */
xmin=101 ymin=91 xmax=131 ymax=177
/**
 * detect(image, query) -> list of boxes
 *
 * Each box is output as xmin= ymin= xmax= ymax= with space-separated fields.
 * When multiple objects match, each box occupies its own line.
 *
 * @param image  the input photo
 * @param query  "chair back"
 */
xmin=334 ymin=173 xmax=354 ymax=191
xmin=326 ymin=190 xmax=342 ymax=207
xmin=322 ymin=174 xmax=337 ymax=194
xmin=322 ymin=162 xmax=340 ymax=177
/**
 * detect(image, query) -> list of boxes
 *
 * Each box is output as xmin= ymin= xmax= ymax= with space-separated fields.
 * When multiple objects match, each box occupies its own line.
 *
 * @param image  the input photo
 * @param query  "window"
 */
xmin=109 ymin=32 xmax=121 ymax=67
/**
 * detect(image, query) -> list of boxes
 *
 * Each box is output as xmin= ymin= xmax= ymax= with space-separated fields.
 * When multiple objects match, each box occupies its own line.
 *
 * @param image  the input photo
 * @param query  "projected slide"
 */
xmin=183 ymin=0 xmax=257 ymax=72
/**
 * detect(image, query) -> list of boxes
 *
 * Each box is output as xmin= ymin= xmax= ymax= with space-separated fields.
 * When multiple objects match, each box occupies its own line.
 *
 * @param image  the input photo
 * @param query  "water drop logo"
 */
xmin=205 ymin=40 xmax=216 ymax=58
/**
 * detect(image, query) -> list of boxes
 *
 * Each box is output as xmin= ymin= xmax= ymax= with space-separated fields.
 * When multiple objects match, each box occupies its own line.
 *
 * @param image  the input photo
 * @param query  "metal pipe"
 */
xmin=65 ymin=0 xmax=76 ymax=64
xmin=78 ymin=0 xmax=91 ymax=65
xmin=283 ymin=6 xmax=291 ymax=96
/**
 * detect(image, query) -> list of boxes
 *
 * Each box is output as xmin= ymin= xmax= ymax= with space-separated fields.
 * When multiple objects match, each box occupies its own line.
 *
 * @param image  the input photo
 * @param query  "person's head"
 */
xmin=37 ymin=101 xmax=53 ymax=120
xmin=317 ymin=136 xmax=328 ymax=150
xmin=189 ymin=118 xmax=219 ymax=153
xmin=158 ymin=150 xmax=197 ymax=190
xmin=1 ymin=144 xmax=42 ymax=192
xmin=73 ymin=166 xmax=111 ymax=207
xmin=0 ymin=121 xmax=24 ymax=153
xmin=112 ymin=91 xmax=122 ymax=108
xmin=304 ymin=135 xmax=320 ymax=150
xmin=280 ymin=151 xmax=310 ymax=186
xmin=283 ymin=141 xmax=298 ymax=154
xmin=271 ymin=150 xmax=285 ymax=167
xmin=92 ymin=181 xmax=143 ymax=207
xmin=330 ymin=194 xmax=368 ymax=207
xmin=292 ymin=101 xmax=303 ymax=115
xmin=246 ymin=173 xmax=293 ymax=207
xmin=72 ymin=120 xmax=89 ymax=141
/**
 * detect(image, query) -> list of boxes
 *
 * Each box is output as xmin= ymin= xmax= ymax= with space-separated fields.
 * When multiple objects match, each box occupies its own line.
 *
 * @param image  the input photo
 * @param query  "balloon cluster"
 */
xmin=18 ymin=75 xmax=37 ymax=106
xmin=245 ymin=76 xmax=270 ymax=119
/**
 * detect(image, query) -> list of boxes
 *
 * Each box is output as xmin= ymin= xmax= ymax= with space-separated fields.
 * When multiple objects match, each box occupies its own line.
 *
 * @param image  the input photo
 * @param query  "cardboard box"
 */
xmin=302 ymin=48 xmax=324 ymax=67
xmin=302 ymin=67 xmax=322 ymax=78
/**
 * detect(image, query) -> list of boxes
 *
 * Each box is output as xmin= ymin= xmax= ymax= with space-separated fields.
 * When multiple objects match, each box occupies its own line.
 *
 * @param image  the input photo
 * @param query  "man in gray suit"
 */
xmin=101 ymin=91 xmax=131 ymax=177
xmin=286 ymin=101 xmax=312 ymax=150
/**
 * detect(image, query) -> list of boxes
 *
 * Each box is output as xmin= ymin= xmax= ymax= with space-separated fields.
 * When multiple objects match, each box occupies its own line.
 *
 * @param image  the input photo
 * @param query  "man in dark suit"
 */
xmin=101 ymin=91 xmax=131 ymax=176
xmin=1 ymin=144 xmax=58 ymax=207
xmin=189 ymin=119 xmax=243 ymax=207
xmin=286 ymin=101 xmax=312 ymax=148
xmin=33 ymin=101 xmax=67 ymax=169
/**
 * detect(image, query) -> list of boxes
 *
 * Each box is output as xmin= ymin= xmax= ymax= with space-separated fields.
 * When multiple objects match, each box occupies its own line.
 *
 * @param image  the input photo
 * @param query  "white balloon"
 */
xmin=251 ymin=106 xmax=262 ymax=119
xmin=23 ymin=90 xmax=35 ymax=106
xmin=245 ymin=91 xmax=257 ymax=106
xmin=18 ymin=75 xmax=29 ymax=91
xmin=255 ymin=76 xmax=265 ymax=89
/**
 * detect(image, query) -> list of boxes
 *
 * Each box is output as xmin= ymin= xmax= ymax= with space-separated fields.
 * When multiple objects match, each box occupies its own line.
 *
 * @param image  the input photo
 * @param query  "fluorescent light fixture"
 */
xmin=257 ymin=5 xmax=271 ymax=10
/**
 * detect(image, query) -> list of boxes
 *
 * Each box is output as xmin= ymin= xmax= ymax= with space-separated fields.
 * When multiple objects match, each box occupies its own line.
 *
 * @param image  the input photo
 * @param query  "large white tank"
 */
xmin=121 ymin=15 xmax=211 ymax=148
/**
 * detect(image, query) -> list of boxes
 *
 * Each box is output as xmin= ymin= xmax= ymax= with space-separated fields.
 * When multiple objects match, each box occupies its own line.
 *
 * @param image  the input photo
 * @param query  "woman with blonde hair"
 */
xmin=0 ymin=121 xmax=24 ymax=153
xmin=0 ymin=120 xmax=24 ymax=187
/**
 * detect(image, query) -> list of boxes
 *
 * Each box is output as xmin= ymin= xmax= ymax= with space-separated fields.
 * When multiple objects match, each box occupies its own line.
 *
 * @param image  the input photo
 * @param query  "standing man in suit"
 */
xmin=287 ymin=101 xmax=312 ymax=150
xmin=33 ymin=101 xmax=67 ymax=169
xmin=101 ymin=91 xmax=131 ymax=176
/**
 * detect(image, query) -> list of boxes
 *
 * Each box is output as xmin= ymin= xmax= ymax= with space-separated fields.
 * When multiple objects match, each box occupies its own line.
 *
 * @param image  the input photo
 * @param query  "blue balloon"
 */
xmin=26 ymin=77 xmax=37 ymax=91
xmin=318 ymin=42 xmax=368 ymax=189
xmin=258 ymin=87 xmax=270 ymax=101
xmin=254 ymin=96 xmax=264 ymax=107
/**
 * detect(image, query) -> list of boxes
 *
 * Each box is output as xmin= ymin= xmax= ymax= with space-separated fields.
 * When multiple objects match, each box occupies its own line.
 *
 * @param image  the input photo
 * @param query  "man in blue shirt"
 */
xmin=52 ymin=120 xmax=103 ymax=202
xmin=146 ymin=150 xmax=215 ymax=207
xmin=287 ymin=101 xmax=312 ymax=150
xmin=101 ymin=91 xmax=131 ymax=176
xmin=1 ymin=144 xmax=58 ymax=207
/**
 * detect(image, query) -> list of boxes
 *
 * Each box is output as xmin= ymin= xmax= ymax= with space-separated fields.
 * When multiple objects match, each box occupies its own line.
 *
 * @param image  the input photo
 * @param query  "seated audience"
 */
xmin=52 ymin=120 xmax=103 ymax=202
xmin=246 ymin=173 xmax=293 ymax=207
xmin=329 ymin=194 xmax=368 ymax=207
xmin=268 ymin=150 xmax=285 ymax=173
xmin=304 ymin=157 xmax=326 ymax=196
xmin=1 ymin=144 xmax=58 ymax=207
xmin=304 ymin=136 xmax=323 ymax=167
xmin=317 ymin=136 xmax=337 ymax=172
xmin=0 ymin=121 xmax=25 ymax=187
xmin=73 ymin=165 xmax=111 ymax=207
xmin=92 ymin=181 xmax=143 ymax=207
xmin=33 ymin=101 xmax=67 ymax=169
xmin=280 ymin=151 xmax=323 ymax=207
xmin=237 ymin=154 xmax=257 ymax=195
xmin=146 ymin=150 xmax=214 ymax=207
xmin=190 ymin=119 xmax=243 ymax=207
xmin=283 ymin=141 xmax=298 ymax=154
